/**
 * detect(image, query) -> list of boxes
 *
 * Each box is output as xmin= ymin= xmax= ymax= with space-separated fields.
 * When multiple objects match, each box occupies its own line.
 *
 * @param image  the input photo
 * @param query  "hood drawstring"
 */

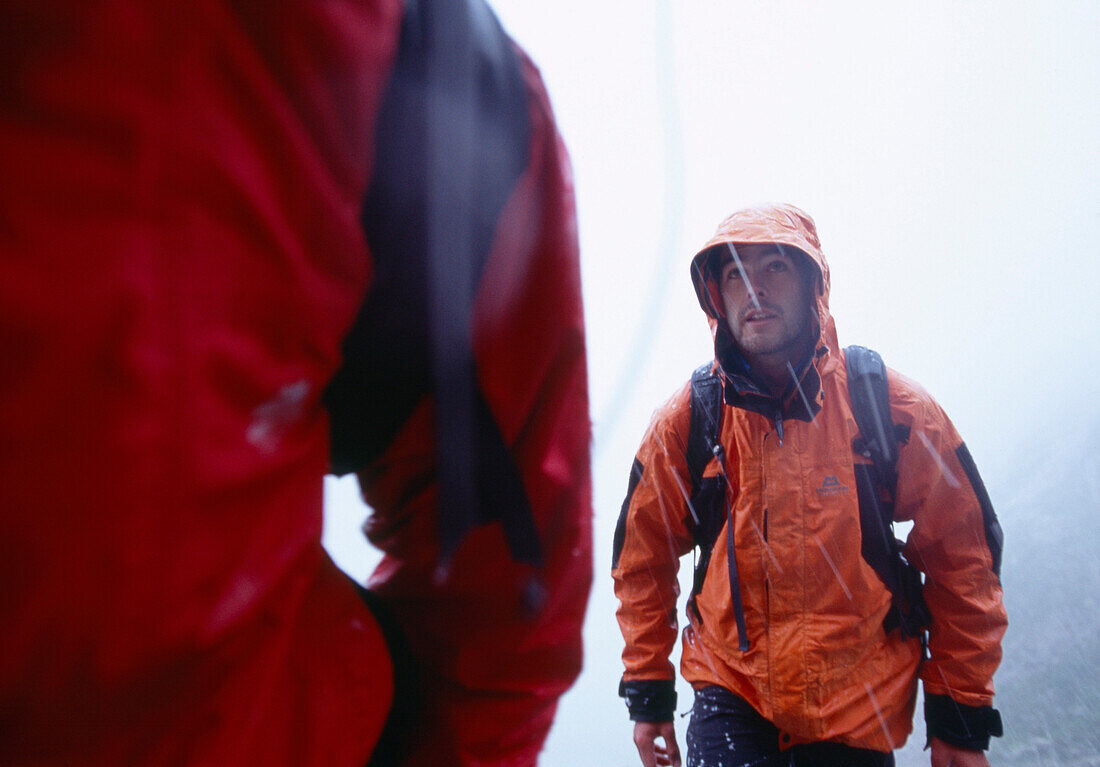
xmin=712 ymin=442 xmax=750 ymax=652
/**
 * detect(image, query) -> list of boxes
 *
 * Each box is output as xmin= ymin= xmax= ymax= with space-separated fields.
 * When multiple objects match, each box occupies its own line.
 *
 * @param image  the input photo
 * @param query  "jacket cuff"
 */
xmin=924 ymin=693 xmax=1004 ymax=751
xmin=619 ymin=678 xmax=677 ymax=722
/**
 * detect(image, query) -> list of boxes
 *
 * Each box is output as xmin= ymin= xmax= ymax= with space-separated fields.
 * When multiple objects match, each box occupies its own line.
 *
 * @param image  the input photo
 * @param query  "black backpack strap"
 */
xmin=686 ymin=362 xmax=749 ymax=651
xmin=846 ymin=345 xmax=898 ymax=479
xmin=687 ymin=362 xmax=723 ymax=491
xmin=845 ymin=345 xmax=929 ymax=641
xmin=325 ymin=0 xmax=540 ymax=569
xmin=686 ymin=362 xmax=723 ymax=541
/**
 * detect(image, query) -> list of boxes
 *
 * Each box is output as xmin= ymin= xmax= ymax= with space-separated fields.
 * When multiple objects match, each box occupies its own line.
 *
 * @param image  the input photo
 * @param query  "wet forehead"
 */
xmin=719 ymin=243 xmax=795 ymax=273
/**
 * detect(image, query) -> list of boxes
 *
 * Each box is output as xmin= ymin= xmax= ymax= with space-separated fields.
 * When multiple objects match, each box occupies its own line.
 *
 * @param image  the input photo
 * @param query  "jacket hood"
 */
xmin=689 ymin=203 xmax=839 ymax=384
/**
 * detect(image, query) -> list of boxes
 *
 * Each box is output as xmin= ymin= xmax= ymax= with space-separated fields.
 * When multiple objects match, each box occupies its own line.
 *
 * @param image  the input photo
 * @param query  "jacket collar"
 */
xmin=719 ymin=340 xmax=826 ymax=423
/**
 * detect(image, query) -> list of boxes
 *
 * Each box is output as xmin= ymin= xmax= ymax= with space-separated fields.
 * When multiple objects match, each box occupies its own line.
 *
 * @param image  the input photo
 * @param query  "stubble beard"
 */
xmin=730 ymin=305 xmax=815 ymax=364
xmin=733 ymin=315 xmax=803 ymax=358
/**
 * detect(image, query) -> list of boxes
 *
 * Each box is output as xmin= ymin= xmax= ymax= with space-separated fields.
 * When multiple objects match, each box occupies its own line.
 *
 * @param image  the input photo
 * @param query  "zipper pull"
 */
xmin=774 ymin=413 xmax=784 ymax=445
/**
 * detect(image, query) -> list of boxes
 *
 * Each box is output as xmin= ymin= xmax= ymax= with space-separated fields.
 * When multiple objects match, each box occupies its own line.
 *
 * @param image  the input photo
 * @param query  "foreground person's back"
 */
xmin=0 ymin=2 xmax=592 ymax=764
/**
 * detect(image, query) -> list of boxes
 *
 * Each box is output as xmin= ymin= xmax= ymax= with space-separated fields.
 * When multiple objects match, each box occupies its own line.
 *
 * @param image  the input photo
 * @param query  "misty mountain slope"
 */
xmin=990 ymin=417 xmax=1100 ymax=766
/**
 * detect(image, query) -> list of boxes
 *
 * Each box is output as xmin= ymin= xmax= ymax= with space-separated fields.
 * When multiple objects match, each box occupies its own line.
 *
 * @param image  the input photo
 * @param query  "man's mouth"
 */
xmin=744 ymin=310 xmax=779 ymax=323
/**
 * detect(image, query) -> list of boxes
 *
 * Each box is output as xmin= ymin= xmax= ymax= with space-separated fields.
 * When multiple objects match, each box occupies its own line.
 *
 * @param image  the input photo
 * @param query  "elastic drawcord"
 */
xmin=726 ymin=504 xmax=750 ymax=651
xmin=714 ymin=443 xmax=750 ymax=652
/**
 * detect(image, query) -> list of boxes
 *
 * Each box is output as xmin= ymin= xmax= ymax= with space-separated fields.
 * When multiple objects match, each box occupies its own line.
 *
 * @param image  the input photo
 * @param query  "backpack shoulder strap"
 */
xmin=687 ymin=361 xmax=723 ymax=493
xmin=686 ymin=362 xmax=750 ymax=650
xmin=845 ymin=345 xmax=929 ymax=640
xmin=844 ymin=345 xmax=897 ymax=480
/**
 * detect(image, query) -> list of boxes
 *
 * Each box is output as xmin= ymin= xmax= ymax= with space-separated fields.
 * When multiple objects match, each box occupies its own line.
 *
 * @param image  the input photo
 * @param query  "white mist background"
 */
xmin=323 ymin=2 xmax=1100 ymax=764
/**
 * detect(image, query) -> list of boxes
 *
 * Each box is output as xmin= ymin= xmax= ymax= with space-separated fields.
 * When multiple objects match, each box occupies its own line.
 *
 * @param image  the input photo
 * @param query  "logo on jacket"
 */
xmin=815 ymin=475 xmax=850 ymax=495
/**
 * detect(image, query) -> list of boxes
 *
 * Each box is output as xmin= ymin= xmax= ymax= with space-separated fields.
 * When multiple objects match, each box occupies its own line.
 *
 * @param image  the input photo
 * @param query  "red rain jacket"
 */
xmin=0 ymin=2 xmax=591 ymax=765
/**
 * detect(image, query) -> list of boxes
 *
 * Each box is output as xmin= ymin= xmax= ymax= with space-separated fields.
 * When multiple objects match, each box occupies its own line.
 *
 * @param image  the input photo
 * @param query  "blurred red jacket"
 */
xmin=0 ymin=1 xmax=592 ymax=765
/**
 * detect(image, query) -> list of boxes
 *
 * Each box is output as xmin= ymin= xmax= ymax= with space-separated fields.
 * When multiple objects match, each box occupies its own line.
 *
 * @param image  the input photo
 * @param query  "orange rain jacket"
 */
xmin=612 ymin=204 xmax=1006 ymax=752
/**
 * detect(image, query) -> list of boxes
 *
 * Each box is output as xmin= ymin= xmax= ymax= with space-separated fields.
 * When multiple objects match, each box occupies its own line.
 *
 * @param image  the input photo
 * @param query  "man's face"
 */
xmin=718 ymin=243 xmax=815 ymax=361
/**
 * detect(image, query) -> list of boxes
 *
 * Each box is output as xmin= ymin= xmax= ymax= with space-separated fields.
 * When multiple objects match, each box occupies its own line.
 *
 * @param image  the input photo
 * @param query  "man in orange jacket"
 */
xmin=613 ymin=204 xmax=1005 ymax=767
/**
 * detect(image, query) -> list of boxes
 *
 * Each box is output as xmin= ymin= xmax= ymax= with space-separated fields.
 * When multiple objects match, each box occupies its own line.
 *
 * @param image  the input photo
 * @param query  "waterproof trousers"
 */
xmin=686 ymin=686 xmax=895 ymax=767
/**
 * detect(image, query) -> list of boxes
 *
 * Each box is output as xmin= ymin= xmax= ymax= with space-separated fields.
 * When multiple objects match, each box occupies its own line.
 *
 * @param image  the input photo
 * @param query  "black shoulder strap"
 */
xmin=845 ymin=345 xmax=929 ymax=640
xmin=845 ymin=345 xmax=897 ymax=481
xmin=325 ymin=0 xmax=538 ymax=568
xmin=687 ymin=362 xmax=722 ymax=493
xmin=686 ymin=362 xmax=749 ymax=650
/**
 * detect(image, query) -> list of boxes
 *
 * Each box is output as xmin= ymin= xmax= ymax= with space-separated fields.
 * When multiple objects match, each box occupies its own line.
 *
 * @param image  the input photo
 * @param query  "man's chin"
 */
xmin=739 ymin=336 xmax=786 ymax=357
xmin=737 ymin=335 xmax=809 ymax=364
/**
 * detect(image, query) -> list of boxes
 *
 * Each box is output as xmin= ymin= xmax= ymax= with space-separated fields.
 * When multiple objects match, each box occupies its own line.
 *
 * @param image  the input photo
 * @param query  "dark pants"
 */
xmin=686 ymin=686 xmax=895 ymax=767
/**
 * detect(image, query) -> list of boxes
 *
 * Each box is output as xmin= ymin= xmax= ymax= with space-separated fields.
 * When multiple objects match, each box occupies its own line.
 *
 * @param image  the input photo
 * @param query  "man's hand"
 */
xmin=930 ymin=737 xmax=990 ymax=767
xmin=633 ymin=721 xmax=681 ymax=767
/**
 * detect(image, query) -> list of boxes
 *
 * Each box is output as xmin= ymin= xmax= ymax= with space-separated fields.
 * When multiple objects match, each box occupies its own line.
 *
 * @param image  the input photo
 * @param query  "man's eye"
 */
xmin=725 ymin=269 xmax=742 ymax=281
xmin=767 ymin=260 xmax=788 ymax=272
